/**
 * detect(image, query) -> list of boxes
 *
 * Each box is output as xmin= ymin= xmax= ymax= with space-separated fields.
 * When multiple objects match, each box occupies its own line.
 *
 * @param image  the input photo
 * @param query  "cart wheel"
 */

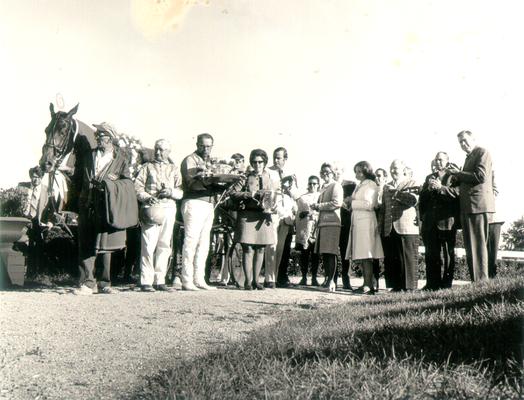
xmin=227 ymin=242 xmax=244 ymax=288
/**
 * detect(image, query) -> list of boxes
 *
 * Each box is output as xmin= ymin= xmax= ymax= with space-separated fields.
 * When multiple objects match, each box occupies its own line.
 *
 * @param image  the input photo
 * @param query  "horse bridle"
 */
xmin=43 ymin=114 xmax=76 ymax=168
xmin=42 ymin=114 xmax=76 ymax=216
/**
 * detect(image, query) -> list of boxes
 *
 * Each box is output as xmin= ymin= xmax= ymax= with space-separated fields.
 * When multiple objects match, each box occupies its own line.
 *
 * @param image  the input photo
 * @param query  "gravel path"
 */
xmin=0 ymin=280 xmax=365 ymax=400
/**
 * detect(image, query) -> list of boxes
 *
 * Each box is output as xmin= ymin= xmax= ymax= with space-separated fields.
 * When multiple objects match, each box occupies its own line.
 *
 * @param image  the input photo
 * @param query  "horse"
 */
xmin=38 ymin=103 xmax=96 ymax=219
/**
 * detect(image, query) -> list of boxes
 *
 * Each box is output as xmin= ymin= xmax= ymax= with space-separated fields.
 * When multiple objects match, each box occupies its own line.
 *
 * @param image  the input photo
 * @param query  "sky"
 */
xmin=1 ymin=0 xmax=523 ymax=227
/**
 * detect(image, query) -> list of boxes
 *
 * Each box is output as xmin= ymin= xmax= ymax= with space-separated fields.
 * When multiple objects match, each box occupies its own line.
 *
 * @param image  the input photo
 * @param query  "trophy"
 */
xmin=258 ymin=190 xmax=278 ymax=214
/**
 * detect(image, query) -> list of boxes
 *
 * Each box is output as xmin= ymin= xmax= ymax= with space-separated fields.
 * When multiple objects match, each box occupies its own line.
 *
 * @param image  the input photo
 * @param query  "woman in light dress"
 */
xmin=345 ymin=161 xmax=384 ymax=294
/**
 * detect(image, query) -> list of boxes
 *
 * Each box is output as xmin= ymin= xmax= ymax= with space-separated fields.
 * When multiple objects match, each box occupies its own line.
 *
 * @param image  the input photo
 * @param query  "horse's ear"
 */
xmin=67 ymin=103 xmax=79 ymax=118
xmin=49 ymin=103 xmax=55 ymax=117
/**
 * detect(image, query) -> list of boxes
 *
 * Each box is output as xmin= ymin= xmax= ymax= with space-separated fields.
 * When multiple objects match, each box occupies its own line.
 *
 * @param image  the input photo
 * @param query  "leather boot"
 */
xmin=322 ymin=257 xmax=332 ymax=288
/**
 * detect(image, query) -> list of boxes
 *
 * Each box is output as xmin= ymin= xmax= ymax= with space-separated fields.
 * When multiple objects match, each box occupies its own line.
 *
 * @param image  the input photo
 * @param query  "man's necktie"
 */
xmin=29 ymin=189 xmax=38 ymax=219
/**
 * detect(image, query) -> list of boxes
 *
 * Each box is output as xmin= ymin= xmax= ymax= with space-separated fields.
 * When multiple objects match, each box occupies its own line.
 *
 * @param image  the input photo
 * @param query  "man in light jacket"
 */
xmin=135 ymin=139 xmax=183 ymax=292
xmin=380 ymin=160 xmax=420 ymax=291
xmin=265 ymin=147 xmax=298 ymax=288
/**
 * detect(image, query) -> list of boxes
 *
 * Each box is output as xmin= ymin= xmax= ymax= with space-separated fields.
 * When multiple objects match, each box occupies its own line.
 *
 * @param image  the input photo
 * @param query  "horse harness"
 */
xmin=43 ymin=115 xmax=78 ymax=216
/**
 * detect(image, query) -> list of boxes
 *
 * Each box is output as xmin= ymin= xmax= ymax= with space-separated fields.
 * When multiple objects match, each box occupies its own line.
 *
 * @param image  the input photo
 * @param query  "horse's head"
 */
xmin=39 ymin=103 xmax=79 ymax=173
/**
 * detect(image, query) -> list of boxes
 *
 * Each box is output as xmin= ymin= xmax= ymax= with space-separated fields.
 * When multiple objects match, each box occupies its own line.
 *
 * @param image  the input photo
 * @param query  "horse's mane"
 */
xmin=75 ymin=120 xmax=96 ymax=150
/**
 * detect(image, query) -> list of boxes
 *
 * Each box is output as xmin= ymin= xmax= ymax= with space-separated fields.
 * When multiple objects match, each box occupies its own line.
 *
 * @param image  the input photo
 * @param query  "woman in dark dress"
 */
xmin=310 ymin=162 xmax=343 ymax=292
xmin=230 ymin=149 xmax=279 ymax=290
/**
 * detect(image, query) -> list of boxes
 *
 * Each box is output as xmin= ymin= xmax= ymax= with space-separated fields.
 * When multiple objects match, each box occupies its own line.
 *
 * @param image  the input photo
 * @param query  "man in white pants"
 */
xmin=135 ymin=139 xmax=183 ymax=292
xmin=180 ymin=133 xmax=217 ymax=290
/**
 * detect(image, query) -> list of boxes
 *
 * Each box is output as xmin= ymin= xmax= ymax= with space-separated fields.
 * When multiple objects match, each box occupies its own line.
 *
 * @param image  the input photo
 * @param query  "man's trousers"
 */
xmin=79 ymin=252 xmax=112 ymax=289
xmin=383 ymin=230 xmax=419 ymax=290
xmin=264 ymin=219 xmax=291 ymax=284
xmin=461 ymin=212 xmax=490 ymax=282
xmin=140 ymin=206 xmax=177 ymax=286
xmin=422 ymin=226 xmax=456 ymax=289
xmin=295 ymin=243 xmax=319 ymax=278
xmin=181 ymin=199 xmax=214 ymax=286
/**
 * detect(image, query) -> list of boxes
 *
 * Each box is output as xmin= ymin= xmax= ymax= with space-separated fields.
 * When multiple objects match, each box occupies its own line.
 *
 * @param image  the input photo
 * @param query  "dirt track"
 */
xmin=0 ymin=280 xmax=364 ymax=400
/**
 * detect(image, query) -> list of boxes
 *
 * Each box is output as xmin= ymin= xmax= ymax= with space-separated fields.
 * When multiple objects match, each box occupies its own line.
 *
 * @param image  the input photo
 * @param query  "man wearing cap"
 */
xmin=135 ymin=139 xmax=183 ymax=292
xmin=230 ymin=153 xmax=246 ymax=174
xmin=74 ymin=122 xmax=135 ymax=295
xmin=179 ymin=133 xmax=216 ymax=290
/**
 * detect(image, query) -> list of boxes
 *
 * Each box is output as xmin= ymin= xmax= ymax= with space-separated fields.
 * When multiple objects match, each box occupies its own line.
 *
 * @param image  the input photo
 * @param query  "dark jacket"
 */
xmin=103 ymin=178 xmax=138 ymax=229
xmin=340 ymin=181 xmax=356 ymax=230
xmin=419 ymin=170 xmax=460 ymax=231
xmin=76 ymin=147 xmax=132 ymax=255
xmin=75 ymin=148 xmax=131 ymax=208
xmin=455 ymin=146 xmax=496 ymax=214
xmin=229 ymin=170 xmax=279 ymax=211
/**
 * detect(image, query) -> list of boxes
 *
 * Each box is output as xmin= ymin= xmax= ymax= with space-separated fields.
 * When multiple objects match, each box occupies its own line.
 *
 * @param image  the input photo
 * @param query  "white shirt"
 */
xmin=94 ymin=150 xmax=114 ymax=177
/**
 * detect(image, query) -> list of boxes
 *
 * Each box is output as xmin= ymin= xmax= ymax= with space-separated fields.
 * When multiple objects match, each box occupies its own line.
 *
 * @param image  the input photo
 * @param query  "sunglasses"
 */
xmin=96 ymin=135 xmax=111 ymax=141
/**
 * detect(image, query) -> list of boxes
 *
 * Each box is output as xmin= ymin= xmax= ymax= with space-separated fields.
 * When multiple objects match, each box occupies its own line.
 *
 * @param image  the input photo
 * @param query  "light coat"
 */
xmin=380 ymin=179 xmax=419 ymax=236
xmin=295 ymin=191 xmax=320 ymax=247
xmin=345 ymin=179 xmax=384 ymax=260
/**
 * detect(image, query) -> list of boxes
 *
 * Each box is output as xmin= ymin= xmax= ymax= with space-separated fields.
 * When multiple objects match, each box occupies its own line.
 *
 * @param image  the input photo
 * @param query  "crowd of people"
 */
xmin=24 ymin=124 xmax=497 ymax=295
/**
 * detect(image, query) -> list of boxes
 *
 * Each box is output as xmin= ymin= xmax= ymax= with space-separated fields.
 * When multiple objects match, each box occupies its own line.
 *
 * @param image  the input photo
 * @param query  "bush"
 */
xmin=0 ymin=187 xmax=28 ymax=217
xmin=503 ymin=216 xmax=524 ymax=251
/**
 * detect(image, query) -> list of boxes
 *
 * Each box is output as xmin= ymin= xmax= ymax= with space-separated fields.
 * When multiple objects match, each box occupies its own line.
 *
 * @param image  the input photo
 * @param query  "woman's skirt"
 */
xmin=315 ymin=225 xmax=341 ymax=254
xmin=235 ymin=210 xmax=276 ymax=245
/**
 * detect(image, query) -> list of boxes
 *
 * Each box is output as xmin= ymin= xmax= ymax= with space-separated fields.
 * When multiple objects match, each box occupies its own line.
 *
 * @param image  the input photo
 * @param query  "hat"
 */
xmin=93 ymin=122 xmax=117 ymax=139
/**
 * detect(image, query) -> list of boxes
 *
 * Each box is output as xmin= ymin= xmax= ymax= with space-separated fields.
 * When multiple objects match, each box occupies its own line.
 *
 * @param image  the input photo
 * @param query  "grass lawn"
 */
xmin=136 ymin=277 xmax=524 ymax=399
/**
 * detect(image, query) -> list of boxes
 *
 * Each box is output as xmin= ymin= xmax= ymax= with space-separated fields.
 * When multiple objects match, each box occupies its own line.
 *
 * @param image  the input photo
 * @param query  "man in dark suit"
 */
xmin=419 ymin=152 xmax=460 ymax=289
xmin=338 ymin=180 xmax=356 ymax=289
xmin=24 ymin=166 xmax=47 ymax=277
xmin=447 ymin=130 xmax=495 ymax=282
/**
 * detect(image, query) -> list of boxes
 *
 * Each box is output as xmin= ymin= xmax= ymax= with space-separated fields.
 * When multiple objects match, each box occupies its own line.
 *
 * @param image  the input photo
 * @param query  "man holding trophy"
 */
xmin=179 ymin=133 xmax=218 ymax=290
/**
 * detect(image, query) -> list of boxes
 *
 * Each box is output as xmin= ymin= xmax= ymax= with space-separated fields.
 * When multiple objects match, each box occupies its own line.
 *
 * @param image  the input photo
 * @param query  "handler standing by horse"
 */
xmin=74 ymin=122 xmax=137 ymax=295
